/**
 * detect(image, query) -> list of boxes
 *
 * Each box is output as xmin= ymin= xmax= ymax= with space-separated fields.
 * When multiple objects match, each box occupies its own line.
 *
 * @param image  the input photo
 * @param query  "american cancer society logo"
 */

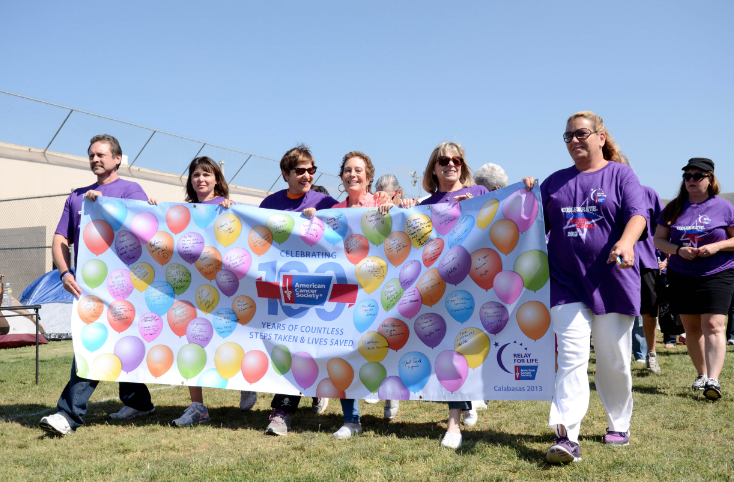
xmin=591 ymin=188 xmax=606 ymax=204
xmin=495 ymin=339 xmax=539 ymax=380
xmin=256 ymin=272 xmax=358 ymax=308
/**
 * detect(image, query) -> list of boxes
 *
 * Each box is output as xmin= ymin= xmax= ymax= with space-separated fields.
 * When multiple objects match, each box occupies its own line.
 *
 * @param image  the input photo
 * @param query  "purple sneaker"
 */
xmin=603 ymin=430 xmax=630 ymax=446
xmin=546 ymin=436 xmax=582 ymax=464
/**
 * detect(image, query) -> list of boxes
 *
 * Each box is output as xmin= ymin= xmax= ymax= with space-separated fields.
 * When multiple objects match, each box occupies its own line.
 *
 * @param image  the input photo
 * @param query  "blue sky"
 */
xmin=2 ymin=1 xmax=732 ymax=199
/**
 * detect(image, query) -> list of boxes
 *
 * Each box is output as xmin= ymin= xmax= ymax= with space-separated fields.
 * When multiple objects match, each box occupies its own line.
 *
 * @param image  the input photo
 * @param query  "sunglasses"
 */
xmin=682 ymin=172 xmax=709 ymax=182
xmin=563 ymin=128 xmax=599 ymax=143
xmin=437 ymin=156 xmax=464 ymax=167
xmin=292 ymin=166 xmax=317 ymax=176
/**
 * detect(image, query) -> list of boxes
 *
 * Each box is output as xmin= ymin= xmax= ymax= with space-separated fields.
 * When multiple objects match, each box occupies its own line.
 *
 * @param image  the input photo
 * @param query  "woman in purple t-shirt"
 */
xmin=654 ymin=158 xmax=734 ymax=401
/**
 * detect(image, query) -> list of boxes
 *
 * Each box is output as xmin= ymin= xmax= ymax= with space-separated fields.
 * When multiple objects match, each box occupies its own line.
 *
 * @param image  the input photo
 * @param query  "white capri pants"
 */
xmin=549 ymin=302 xmax=634 ymax=443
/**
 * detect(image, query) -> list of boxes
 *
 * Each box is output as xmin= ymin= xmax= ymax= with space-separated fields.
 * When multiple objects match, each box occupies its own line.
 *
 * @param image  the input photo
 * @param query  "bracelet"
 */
xmin=675 ymin=245 xmax=681 ymax=256
xmin=59 ymin=270 xmax=73 ymax=281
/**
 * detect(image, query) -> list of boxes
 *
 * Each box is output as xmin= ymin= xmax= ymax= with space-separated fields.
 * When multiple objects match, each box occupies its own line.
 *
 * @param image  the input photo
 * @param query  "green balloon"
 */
xmin=359 ymin=362 xmax=387 ymax=393
xmin=266 ymin=214 xmax=294 ymax=244
xmin=166 ymin=263 xmax=192 ymax=295
xmin=513 ymin=249 xmax=550 ymax=291
xmin=177 ymin=344 xmax=207 ymax=380
xmin=361 ymin=209 xmax=392 ymax=246
xmin=81 ymin=259 xmax=107 ymax=289
xmin=75 ymin=353 xmax=89 ymax=378
xmin=271 ymin=344 xmax=292 ymax=375
xmin=381 ymin=278 xmax=404 ymax=312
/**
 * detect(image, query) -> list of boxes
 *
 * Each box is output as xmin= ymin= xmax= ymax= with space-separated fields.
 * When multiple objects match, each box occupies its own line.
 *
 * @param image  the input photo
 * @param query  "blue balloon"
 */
xmin=197 ymin=368 xmax=228 ymax=389
xmin=445 ymin=290 xmax=475 ymax=324
xmin=316 ymin=210 xmax=348 ymax=245
xmin=192 ymin=204 xmax=217 ymax=229
xmin=398 ymin=351 xmax=431 ymax=393
xmin=145 ymin=281 xmax=175 ymax=316
xmin=448 ymin=215 xmax=475 ymax=249
xmin=81 ymin=322 xmax=108 ymax=352
xmin=213 ymin=308 xmax=238 ymax=338
xmin=100 ymin=199 xmax=127 ymax=231
xmin=353 ymin=298 xmax=378 ymax=333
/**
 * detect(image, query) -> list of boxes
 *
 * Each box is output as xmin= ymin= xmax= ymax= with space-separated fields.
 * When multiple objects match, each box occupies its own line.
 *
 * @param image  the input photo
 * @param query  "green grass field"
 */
xmin=1 ymin=340 xmax=733 ymax=481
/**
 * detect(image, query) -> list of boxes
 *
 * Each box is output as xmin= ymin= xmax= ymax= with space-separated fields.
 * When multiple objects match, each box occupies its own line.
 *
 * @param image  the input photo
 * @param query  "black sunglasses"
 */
xmin=563 ymin=128 xmax=599 ymax=143
xmin=682 ymin=172 xmax=709 ymax=182
xmin=437 ymin=156 xmax=464 ymax=167
xmin=292 ymin=166 xmax=317 ymax=176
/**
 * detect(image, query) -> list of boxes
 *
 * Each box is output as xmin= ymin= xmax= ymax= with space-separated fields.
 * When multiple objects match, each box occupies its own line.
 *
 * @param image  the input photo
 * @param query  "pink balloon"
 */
xmin=176 ymin=232 xmax=204 ymax=264
xmin=479 ymin=301 xmax=509 ymax=334
xmin=186 ymin=318 xmax=214 ymax=348
xmin=431 ymin=202 xmax=461 ymax=235
xmin=397 ymin=287 xmax=422 ymax=319
xmin=299 ymin=216 xmax=324 ymax=247
xmin=399 ymin=260 xmax=421 ymax=289
xmin=437 ymin=246 xmax=471 ymax=285
xmin=223 ymin=248 xmax=252 ymax=280
xmin=292 ymin=351 xmax=319 ymax=389
xmin=107 ymin=269 xmax=133 ymax=300
xmin=130 ymin=212 xmax=159 ymax=244
xmin=216 ymin=269 xmax=239 ymax=297
xmin=166 ymin=205 xmax=191 ymax=235
xmin=115 ymin=230 xmax=142 ymax=265
xmin=113 ymin=336 xmax=146 ymax=373
xmin=435 ymin=350 xmax=469 ymax=393
xmin=138 ymin=312 xmax=163 ymax=342
xmin=315 ymin=378 xmax=346 ymax=399
xmin=378 ymin=376 xmax=410 ymax=400
xmin=414 ymin=313 xmax=447 ymax=349
xmin=494 ymin=271 xmax=524 ymax=304
xmin=502 ymin=188 xmax=539 ymax=233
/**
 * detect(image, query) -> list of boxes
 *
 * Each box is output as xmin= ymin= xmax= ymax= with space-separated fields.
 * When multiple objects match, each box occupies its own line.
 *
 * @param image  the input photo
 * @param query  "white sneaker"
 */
xmin=240 ymin=391 xmax=258 ymax=411
xmin=108 ymin=405 xmax=155 ymax=420
xmin=312 ymin=397 xmax=329 ymax=414
xmin=440 ymin=431 xmax=462 ymax=448
xmin=384 ymin=400 xmax=399 ymax=420
xmin=472 ymin=400 xmax=488 ymax=410
xmin=39 ymin=412 xmax=74 ymax=436
xmin=462 ymin=408 xmax=478 ymax=427
xmin=333 ymin=424 xmax=363 ymax=439
xmin=363 ymin=398 xmax=380 ymax=404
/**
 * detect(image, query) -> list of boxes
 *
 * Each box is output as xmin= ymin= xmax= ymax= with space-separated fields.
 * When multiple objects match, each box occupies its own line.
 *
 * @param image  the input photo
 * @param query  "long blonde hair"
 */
xmin=567 ymin=111 xmax=627 ymax=164
xmin=422 ymin=141 xmax=475 ymax=194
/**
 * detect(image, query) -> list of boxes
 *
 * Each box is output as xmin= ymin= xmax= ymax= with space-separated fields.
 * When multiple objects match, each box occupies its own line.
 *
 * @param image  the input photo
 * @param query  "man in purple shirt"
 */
xmin=39 ymin=135 xmax=155 ymax=436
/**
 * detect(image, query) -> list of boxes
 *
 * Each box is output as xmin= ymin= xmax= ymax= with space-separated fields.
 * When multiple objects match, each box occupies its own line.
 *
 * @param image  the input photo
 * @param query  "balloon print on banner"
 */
xmin=469 ymin=248 xmax=502 ymax=291
xmin=378 ymin=376 xmax=410 ymax=400
xmin=214 ymin=213 xmax=242 ymax=247
xmin=516 ymin=301 xmax=551 ymax=341
xmin=100 ymin=199 xmax=127 ymax=231
xmin=81 ymin=322 xmax=107 ymax=352
xmin=75 ymin=353 xmax=89 ymax=378
xmin=316 ymin=378 xmax=345 ymax=399
xmin=480 ymin=301 xmax=509 ymax=335
xmin=445 ymin=290 xmax=475 ymax=323
xmin=435 ymin=350 xmax=469 ymax=393
xmin=477 ymin=198 xmax=499 ymax=229
xmin=83 ymin=220 xmax=114 ymax=255
xmin=78 ymin=295 xmax=103 ymax=324
xmin=417 ymin=268 xmax=445 ymax=307
xmin=361 ymin=209 xmax=391 ymax=246
xmin=198 ymin=368 xmax=227 ymax=389
xmin=213 ymin=308 xmax=238 ymax=338
xmin=147 ymin=232 xmax=174 ymax=266
xmin=422 ymin=238 xmax=444 ymax=268
xmin=223 ymin=248 xmax=252 ymax=279
xmin=399 ymin=260 xmax=421 ymax=289
xmin=381 ymin=278 xmax=404 ymax=312
xmin=447 ymin=216 xmax=474 ymax=249
xmin=360 ymin=362 xmax=387 ymax=393
xmin=414 ymin=313 xmax=447 ymax=349
xmin=186 ymin=318 xmax=214 ymax=348
xmin=490 ymin=219 xmax=519 ymax=255
xmin=384 ymin=231 xmax=411 ymax=267
xmin=130 ymin=212 xmax=158 ymax=244
xmin=513 ymin=250 xmax=549 ymax=291
xmin=195 ymin=247 xmax=222 ymax=281
xmin=299 ymin=216 xmax=324 ymax=246
xmin=502 ymin=187 xmax=539 ymax=233
xmin=82 ymin=259 xmax=108 ymax=289
xmin=248 ymin=226 xmax=273 ymax=256
xmin=494 ymin=271 xmax=524 ymax=304
xmin=166 ymin=205 xmax=190 ymax=234
xmin=146 ymin=345 xmax=174 ymax=378
xmin=177 ymin=343 xmax=207 ymax=379
xmin=176 ymin=233 xmax=204 ymax=264
xmin=327 ymin=358 xmax=354 ymax=391
xmin=195 ymin=284 xmax=220 ymax=314
xmin=316 ymin=210 xmax=348 ymax=245
xmin=145 ymin=281 xmax=175 ymax=316
xmin=397 ymin=288 xmax=422 ymax=319
xmin=215 ymin=342 xmax=245 ymax=379
xmin=344 ymin=234 xmax=369 ymax=265
xmin=271 ymin=345 xmax=292 ymax=375
xmin=115 ymin=230 xmax=142 ymax=265
xmin=405 ymin=214 xmax=433 ymax=248
xmin=291 ymin=352 xmax=318 ymax=389
xmin=353 ymin=299 xmax=379 ymax=333
xmin=232 ymin=296 xmax=256 ymax=325
xmin=106 ymin=269 xmax=133 ymax=300
xmin=113 ymin=336 xmax=145 ymax=373
xmin=358 ymin=332 xmax=389 ymax=362
xmin=455 ymin=327 xmax=490 ymax=369
xmin=138 ymin=312 xmax=163 ymax=342
xmin=192 ymin=204 xmax=217 ymax=229
xmin=131 ymin=262 xmax=154 ymax=292
xmin=378 ymin=318 xmax=409 ymax=351
xmin=431 ymin=202 xmax=461 ymax=235
xmin=216 ymin=269 xmax=239 ymax=297
xmin=92 ymin=353 xmax=122 ymax=381
xmin=107 ymin=300 xmax=135 ymax=333
xmin=398 ymin=351 xmax=431 ymax=392
xmin=167 ymin=300 xmax=197 ymax=337
xmin=165 ymin=263 xmax=191 ymax=295
xmin=266 ymin=214 xmax=294 ymax=244
xmin=355 ymin=256 xmax=387 ymax=294
xmin=437 ymin=246 xmax=471 ymax=285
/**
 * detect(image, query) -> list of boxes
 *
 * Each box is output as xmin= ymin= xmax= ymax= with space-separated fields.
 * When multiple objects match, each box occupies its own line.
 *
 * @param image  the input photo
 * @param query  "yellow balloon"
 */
xmin=131 ymin=262 xmax=154 ymax=292
xmin=355 ymin=256 xmax=387 ymax=294
xmin=196 ymin=284 xmax=220 ymax=314
xmin=358 ymin=331 xmax=389 ymax=362
xmin=215 ymin=342 xmax=245 ymax=379
xmin=455 ymin=327 xmax=490 ymax=369
xmin=92 ymin=353 xmax=122 ymax=381
xmin=405 ymin=214 xmax=433 ymax=248
xmin=477 ymin=198 xmax=499 ymax=230
xmin=214 ymin=213 xmax=242 ymax=247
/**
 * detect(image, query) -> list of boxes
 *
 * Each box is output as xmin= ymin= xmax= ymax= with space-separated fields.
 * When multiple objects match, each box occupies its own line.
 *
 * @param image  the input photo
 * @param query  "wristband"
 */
xmin=59 ymin=270 xmax=73 ymax=281
xmin=675 ymin=245 xmax=681 ymax=256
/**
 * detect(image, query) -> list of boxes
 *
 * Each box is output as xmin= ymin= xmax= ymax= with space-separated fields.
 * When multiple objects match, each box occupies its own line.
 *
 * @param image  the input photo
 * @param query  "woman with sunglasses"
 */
xmin=654 ymin=158 xmax=734 ymax=400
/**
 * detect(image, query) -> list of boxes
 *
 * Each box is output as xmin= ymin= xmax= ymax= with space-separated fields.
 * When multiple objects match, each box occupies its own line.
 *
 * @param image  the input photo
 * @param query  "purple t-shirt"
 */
xmin=541 ymin=162 xmax=648 ymax=316
xmin=419 ymin=185 xmax=489 ymax=206
xmin=201 ymin=196 xmax=229 ymax=205
xmin=637 ymin=185 xmax=665 ymax=270
xmin=657 ymin=196 xmax=734 ymax=277
xmin=55 ymin=178 xmax=148 ymax=266
xmin=259 ymin=189 xmax=339 ymax=212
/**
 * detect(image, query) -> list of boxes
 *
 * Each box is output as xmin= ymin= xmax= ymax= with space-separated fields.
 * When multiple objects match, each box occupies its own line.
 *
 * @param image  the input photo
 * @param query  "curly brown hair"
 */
xmin=339 ymin=151 xmax=375 ymax=193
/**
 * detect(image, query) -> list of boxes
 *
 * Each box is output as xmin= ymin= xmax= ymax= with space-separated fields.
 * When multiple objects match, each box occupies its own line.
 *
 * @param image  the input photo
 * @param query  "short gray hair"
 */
xmin=374 ymin=174 xmax=401 ymax=194
xmin=474 ymin=163 xmax=508 ymax=191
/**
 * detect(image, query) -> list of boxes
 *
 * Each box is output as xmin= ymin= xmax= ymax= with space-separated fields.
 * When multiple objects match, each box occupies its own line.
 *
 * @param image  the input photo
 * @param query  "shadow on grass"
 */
xmin=0 ymin=403 xmax=55 ymax=423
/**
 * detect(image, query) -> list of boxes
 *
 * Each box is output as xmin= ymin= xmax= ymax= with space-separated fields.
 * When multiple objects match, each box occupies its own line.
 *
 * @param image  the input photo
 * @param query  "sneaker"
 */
xmin=311 ymin=397 xmax=329 ymax=414
xmin=240 ymin=391 xmax=258 ymax=411
xmin=728 ymin=339 xmax=734 ymax=346
xmin=383 ymin=400 xmax=399 ymax=420
xmin=333 ymin=424 xmax=363 ymax=439
xmin=363 ymin=398 xmax=380 ymax=404
xmin=546 ymin=436 xmax=581 ymax=464
xmin=440 ymin=431 xmax=462 ymax=449
xmin=39 ymin=412 xmax=74 ymax=436
xmin=646 ymin=352 xmax=661 ymax=373
xmin=462 ymin=408 xmax=478 ymax=427
xmin=265 ymin=409 xmax=292 ymax=436
xmin=692 ymin=375 xmax=707 ymax=391
xmin=473 ymin=400 xmax=488 ymax=410
xmin=108 ymin=405 xmax=155 ymax=420
xmin=703 ymin=378 xmax=722 ymax=401
xmin=603 ymin=430 xmax=630 ymax=445
xmin=635 ymin=358 xmax=646 ymax=363
xmin=171 ymin=402 xmax=210 ymax=427
xmin=679 ymin=334 xmax=686 ymax=345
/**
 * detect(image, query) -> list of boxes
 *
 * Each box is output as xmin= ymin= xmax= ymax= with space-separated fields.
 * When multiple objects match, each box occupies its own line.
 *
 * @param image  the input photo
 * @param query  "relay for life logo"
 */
xmin=495 ymin=339 xmax=539 ymax=381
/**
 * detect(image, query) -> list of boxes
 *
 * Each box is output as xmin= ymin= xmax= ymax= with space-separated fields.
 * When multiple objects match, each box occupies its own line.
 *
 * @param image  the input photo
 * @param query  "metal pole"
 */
xmin=227 ymin=155 xmax=252 ymax=185
xmin=266 ymin=173 xmax=283 ymax=194
xmin=313 ymin=172 xmax=324 ymax=185
xmin=43 ymin=109 xmax=74 ymax=154
xmin=35 ymin=308 xmax=40 ymax=385
xmin=128 ymin=131 xmax=156 ymax=168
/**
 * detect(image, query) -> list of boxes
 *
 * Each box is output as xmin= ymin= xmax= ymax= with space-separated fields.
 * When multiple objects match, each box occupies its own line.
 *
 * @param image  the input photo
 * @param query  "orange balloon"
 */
xmin=146 ymin=231 xmax=174 ymax=266
xmin=327 ymin=358 xmax=355 ymax=391
xmin=107 ymin=300 xmax=135 ymax=333
xmin=417 ymin=267 xmax=446 ymax=307
xmin=166 ymin=205 xmax=191 ymax=235
xmin=146 ymin=345 xmax=174 ymax=378
xmin=422 ymin=238 xmax=444 ymax=267
xmin=248 ymin=226 xmax=273 ymax=256
xmin=516 ymin=301 xmax=551 ymax=341
xmin=167 ymin=300 xmax=197 ymax=337
xmin=344 ymin=234 xmax=370 ymax=265
xmin=315 ymin=378 xmax=346 ymax=399
xmin=384 ymin=232 xmax=411 ymax=267
xmin=83 ymin=219 xmax=114 ymax=256
xmin=78 ymin=295 xmax=104 ymax=324
xmin=194 ymin=246 xmax=222 ymax=281
xmin=469 ymin=248 xmax=502 ymax=291
xmin=232 ymin=295 xmax=256 ymax=325
xmin=377 ymin=318 xmax=410 ymax=351
xmin=241 ymin=350 xmax=269 ymax=384
xmin=490 ymin=219 xmax=519 ymax=255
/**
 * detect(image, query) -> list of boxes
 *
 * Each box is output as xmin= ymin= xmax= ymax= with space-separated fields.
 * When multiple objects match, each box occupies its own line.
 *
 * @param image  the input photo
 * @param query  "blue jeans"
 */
xmin=632 ymin=315 xmax=647 ymax=360
xmin=56 ymin=357 xmax=153 ymax=429
xmin=340 ymin=398 xmax=360 ymax=424
xmin=448 ymin=401 xmax=472 ymax=410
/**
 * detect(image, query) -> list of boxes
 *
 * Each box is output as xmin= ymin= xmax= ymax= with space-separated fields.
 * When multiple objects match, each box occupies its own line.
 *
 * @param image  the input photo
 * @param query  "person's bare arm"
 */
xmin=52 ymin=233 xmax=82 ymax=298
xmin=608 ymin=214 xmax=646 ymax=269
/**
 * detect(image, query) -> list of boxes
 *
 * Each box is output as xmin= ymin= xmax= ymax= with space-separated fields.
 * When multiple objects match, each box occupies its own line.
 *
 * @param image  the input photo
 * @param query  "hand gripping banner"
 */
xmin=72 ymin=182 xmax=554 ymax=401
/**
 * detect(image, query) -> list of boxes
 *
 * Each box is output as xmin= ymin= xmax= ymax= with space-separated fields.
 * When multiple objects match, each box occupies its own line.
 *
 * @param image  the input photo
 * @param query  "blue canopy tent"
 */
xmin=19 ymin=269 xmax=74 ymax=340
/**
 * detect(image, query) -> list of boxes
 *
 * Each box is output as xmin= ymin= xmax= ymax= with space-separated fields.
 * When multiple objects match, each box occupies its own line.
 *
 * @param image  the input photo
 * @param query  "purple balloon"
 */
xmin=216 ymin=269 xmax=239 ymax=297
xmin=480 ymin=301 xmax=509 ymax=334
xmin=186 ymin=318 xmax=214 ymax=348
xmin=502 ymin=187 xmax=539 ymax=233
xmin=435 ymin=350 xmax=469 ymax=393
xmin=437 ymin=246 xmax=471 ymax=285
xmin=130 ymin=212 xmax=158 ymax=244
xmin=223 ymin=248 xmax=251 ymax=280
xmin=378 ymin=376 xmax=410 ymax=400
xmin=177 ymin=232 xmax=205 ymax=264
xmin=113 ymin=336 xmax=146 ymax=373
xmin=107 ymin=269 xmax=133 ymax=300
xmin=292 ymin=352 xmax=319 ymax=389
xmin=115 ymin=230 xmax=142 ymax=265
xmin=431 ymin=202 xmax=461 ymax=235
xmin=399 ymin=260 xmax=421 ymax=289
xmin=414 ymin=313 xmax=447 ymax=349
xmin=494 ymin=271 xmax=524 ymax=304
xmin=397 ymin=287 xmax=422 ymax=319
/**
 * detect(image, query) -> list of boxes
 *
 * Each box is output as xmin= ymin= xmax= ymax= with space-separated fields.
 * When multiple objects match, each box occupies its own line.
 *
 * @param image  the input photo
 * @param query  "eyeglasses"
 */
xmin=682 ymin=172 xmax=709 ymax=182
xmin=437 ymin=156 xmax=464 ymax=167
xmin=563 ymin=128 xmax=599 ymax=143
xmin=292 ymin=166 xmax=317 ymax=176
